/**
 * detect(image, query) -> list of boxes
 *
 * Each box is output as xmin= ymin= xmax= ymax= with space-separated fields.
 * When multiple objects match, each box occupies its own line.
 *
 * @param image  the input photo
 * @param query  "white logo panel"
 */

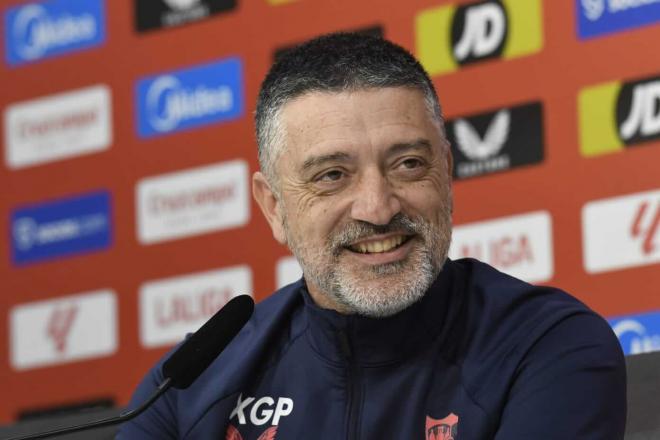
xmin=10 ymin=289 xmax=117 ymax=371
xmin=140 ymin=266 xmax=252 ymax=348
xmin=276 ymin=256 xmax=302 ymax=289
xmin=582 ymin=189 xmax=660 ymax=274
xmin=449 ymin=211 xmax=553 ymax=283
xmin=4 ymin=85 xmax=112 ymax=169
xmin=137 ymin=160 xmax=249 ymax=244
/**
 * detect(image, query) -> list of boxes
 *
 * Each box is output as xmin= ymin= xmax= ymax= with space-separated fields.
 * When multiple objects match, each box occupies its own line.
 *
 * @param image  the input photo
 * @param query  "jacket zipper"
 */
xmin=339 ymin=330 xmax=360 ymax=440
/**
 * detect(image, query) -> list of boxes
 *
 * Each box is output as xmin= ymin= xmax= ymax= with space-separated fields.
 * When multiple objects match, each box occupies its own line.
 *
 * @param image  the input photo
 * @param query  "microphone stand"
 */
xmin=5 ymin=378 xmax=172 ymax=440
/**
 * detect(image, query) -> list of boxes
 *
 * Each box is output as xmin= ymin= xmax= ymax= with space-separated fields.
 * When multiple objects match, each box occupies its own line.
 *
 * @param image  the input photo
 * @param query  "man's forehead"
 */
xmin=279 ymin=87 xmax=433 ymax=141
xmin=271 ymin=87 xmax=446 ymax=176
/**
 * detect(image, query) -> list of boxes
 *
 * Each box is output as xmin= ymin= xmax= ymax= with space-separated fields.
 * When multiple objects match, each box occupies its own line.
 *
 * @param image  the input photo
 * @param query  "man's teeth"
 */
xmin=354 ymin=236 xmax=406 ymax=254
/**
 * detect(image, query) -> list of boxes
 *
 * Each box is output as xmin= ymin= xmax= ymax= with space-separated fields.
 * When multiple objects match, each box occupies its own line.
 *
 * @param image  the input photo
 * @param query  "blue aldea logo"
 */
xmin=4 ymin=0 xmax=105 ymax=66
xmin=136 ymin=57 xmax=244 ymax=138
xmin=10 ymin=190 xmax=112 ymax=265
xmin=577 ymin=0 xmax=660 ymax=39
xmin=609 ymin=311 xmax=660 ymax=355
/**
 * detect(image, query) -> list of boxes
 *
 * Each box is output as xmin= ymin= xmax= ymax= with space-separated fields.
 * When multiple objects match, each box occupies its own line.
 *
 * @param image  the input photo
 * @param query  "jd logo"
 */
xmin=230 ymin=394 xmax=294 ymax=426
xmin=618 ymin=80 xmax=660 ymax=143
xmin=452 ymin=1 xmax=508 ymax=65
xmin=415 ymin=0 xmax=543 ymax=75
xmin=579 ymin=74 xmax=660 ymax=157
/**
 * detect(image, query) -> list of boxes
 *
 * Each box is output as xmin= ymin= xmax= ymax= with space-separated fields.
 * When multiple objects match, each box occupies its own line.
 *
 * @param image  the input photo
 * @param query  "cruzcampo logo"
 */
xmin=415 ymin=0 xmax=544 ymax=76
xmin=578 ymin=73 xmax=660 ymax=157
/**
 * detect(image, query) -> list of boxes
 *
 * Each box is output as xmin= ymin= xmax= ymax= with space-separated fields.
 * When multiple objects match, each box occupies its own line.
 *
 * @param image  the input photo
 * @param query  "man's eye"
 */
xmin=399 ymin=158 xmax=423 ymax=169
xmin=317 ymin=170 xmax=344 ymax=182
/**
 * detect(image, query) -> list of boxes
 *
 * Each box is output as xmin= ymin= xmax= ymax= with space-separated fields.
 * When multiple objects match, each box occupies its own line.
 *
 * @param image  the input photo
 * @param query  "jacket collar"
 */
xmin=301 ymin=259 xmax=457 ymax=366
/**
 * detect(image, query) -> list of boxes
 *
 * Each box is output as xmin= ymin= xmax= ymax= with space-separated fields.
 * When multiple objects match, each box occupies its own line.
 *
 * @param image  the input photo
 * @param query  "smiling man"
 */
xmin=118 ymin=34 xmax=626 ymax=439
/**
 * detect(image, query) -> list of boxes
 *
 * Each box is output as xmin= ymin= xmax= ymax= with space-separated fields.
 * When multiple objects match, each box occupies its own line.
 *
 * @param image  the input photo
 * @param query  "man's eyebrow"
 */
xmin=300 ymin=152 xmax=352 ymax=172
xmin=299 ymin=140 xmax=432 ymax=172
xmin=386 ymin=139 xmax=433 ymax=157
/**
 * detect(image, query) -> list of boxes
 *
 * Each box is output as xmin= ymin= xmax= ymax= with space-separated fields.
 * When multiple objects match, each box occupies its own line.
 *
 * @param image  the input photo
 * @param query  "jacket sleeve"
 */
xmin=493 ymin=312 xmax=627 ymax=439
xmin=115 ymin=362 xmax=179 ymax=439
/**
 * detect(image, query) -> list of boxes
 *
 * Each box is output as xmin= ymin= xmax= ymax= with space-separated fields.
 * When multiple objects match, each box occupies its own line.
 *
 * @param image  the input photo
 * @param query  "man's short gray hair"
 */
xmin=255 ymin=32 xmax=444 ymax=187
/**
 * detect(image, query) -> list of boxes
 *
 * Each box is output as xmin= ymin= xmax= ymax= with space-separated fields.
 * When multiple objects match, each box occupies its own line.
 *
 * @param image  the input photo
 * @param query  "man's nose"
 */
xmin=350 ymin=170 xmax=401 ymax=225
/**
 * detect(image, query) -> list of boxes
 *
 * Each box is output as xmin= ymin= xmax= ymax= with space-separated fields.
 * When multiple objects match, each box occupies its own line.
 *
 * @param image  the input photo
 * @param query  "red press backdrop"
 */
xmin=0 ymin=0 xmax=659 ymax=423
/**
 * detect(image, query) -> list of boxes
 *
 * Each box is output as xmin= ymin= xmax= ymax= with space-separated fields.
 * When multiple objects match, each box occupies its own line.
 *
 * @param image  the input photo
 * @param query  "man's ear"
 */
xmin=252 ymin=171 xmax=287 ymax=245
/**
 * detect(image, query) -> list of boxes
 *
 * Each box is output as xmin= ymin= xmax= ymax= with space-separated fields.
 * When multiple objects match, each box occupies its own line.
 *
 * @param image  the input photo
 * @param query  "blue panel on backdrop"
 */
xmin=609 ymin=311 xmax=660 ymax=355
xmin=136 ymin=57 xmax=244 ymax=138
xmin=577 ymin=0 xmax=660 ymax=39
xmin=4 ymin=0 xmax=106 ymax=66
xmin=10 ymin=190 xmax=113 ymax=265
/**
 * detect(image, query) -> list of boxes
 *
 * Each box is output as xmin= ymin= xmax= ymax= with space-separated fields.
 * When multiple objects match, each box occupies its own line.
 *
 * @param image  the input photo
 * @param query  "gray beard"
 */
xmin=287 ymin=212 xmax=452 ymax=317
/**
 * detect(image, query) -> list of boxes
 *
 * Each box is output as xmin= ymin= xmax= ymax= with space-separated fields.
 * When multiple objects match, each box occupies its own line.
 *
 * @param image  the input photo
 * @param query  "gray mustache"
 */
xmin=331 ymin=214 xmax=423 ymax=252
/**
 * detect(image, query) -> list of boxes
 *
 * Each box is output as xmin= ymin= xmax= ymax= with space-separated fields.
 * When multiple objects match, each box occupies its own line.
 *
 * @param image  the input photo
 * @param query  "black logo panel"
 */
xmin=135 ymin=0 xmax=237 ymax=33
xmin=450 ymin=0 xmax=509 ymax=66
xmin=616 ymin=75 xmax=660 ymax=147
xmin=446 ymin=102 xmax=544 ymax=180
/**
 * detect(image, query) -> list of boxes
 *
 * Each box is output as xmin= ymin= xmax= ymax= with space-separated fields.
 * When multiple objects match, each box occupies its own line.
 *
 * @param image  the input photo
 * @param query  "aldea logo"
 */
xmin=136 ymin=57 xmax=243 ymax=137
xmin=609 ymin=312 xmax=660 ymax=355
xmin=577 ymin=0 xmax=660 ymax=39
xmin=4 ymin=0 xmax=105 ymax=66
xmin=579 ymin=73 xmax=660 ymax=157
xmin=415 ymin=0 xmax=543 ymax=76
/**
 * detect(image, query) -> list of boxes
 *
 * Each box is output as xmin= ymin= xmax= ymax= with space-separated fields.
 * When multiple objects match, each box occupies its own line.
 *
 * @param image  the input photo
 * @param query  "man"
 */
xmin=118 ymin=33 xmax=626 ymax=439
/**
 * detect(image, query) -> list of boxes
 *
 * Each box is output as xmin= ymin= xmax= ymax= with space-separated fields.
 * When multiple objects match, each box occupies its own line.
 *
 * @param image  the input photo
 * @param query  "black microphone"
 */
xmin=4 ymin=294 xmax=255 ymax=440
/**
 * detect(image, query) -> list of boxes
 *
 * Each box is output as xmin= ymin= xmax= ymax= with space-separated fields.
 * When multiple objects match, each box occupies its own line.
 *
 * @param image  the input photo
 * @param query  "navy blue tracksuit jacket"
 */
xmin=117 ymin=259 xmax=626 ymax=439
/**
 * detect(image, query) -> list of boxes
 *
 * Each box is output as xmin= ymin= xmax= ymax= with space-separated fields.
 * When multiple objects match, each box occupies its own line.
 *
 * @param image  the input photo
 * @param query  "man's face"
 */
xmin=254 ymin=87 xmax=453 ymax=317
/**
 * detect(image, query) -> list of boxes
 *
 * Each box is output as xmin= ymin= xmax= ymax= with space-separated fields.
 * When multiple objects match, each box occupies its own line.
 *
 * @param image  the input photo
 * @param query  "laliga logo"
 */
xmin=612 ymin=319 xmax=660 ymax=354
xmin=146 ymin=75 xmax=234 ymax=133
xmin=47 ymin=304 xmax=79 ymax=355
xmin=630 ymin=200 xmax=660 ymax=256
xmin=454 ymin=3 xmax=506 ymax=62
xmin=582 ymin=0 xmax=606 ymax=21
xmin=12 ymin=4 xmax=97 ymax=61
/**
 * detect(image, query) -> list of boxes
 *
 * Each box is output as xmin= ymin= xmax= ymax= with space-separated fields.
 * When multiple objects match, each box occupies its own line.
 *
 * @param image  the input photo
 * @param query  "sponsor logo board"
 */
xmin=577 ymin=0 xmax=660 ymax=39
xmin=609 ymin=311 xmax=660 ymax=355
xmin=10 ymin=289 xmax=117 ymax=370
xmin=4 ymin=0 xmax=106 ymax=66
xmin=276 ymin=256 xmax=302 ymax=289
xmin=579 ymin=73 xmax=660 ymax=157
xmin=416 ymin=0 xmax=543 ymax=76
xmin=135 ymin=57 xmax=243 ymax=137
xmin=449 ymin=211 xmax=553 ymax=283
xmin=582 ymin=188 xmax=660 ymax=273
xmin=4 ymin=84 xmax=112 ymax=169
xmin=134 ymin=0 xmax=237 ymax=32
xmin=446 ymin=102 xmax=544 ymax=179
xmin=136 ymin=160 xmax=249 ymax=244
xmin=10 ymin=190 xmax=113 ymax=265
xmin=140 ymin=266 xmax=252 ymax=347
